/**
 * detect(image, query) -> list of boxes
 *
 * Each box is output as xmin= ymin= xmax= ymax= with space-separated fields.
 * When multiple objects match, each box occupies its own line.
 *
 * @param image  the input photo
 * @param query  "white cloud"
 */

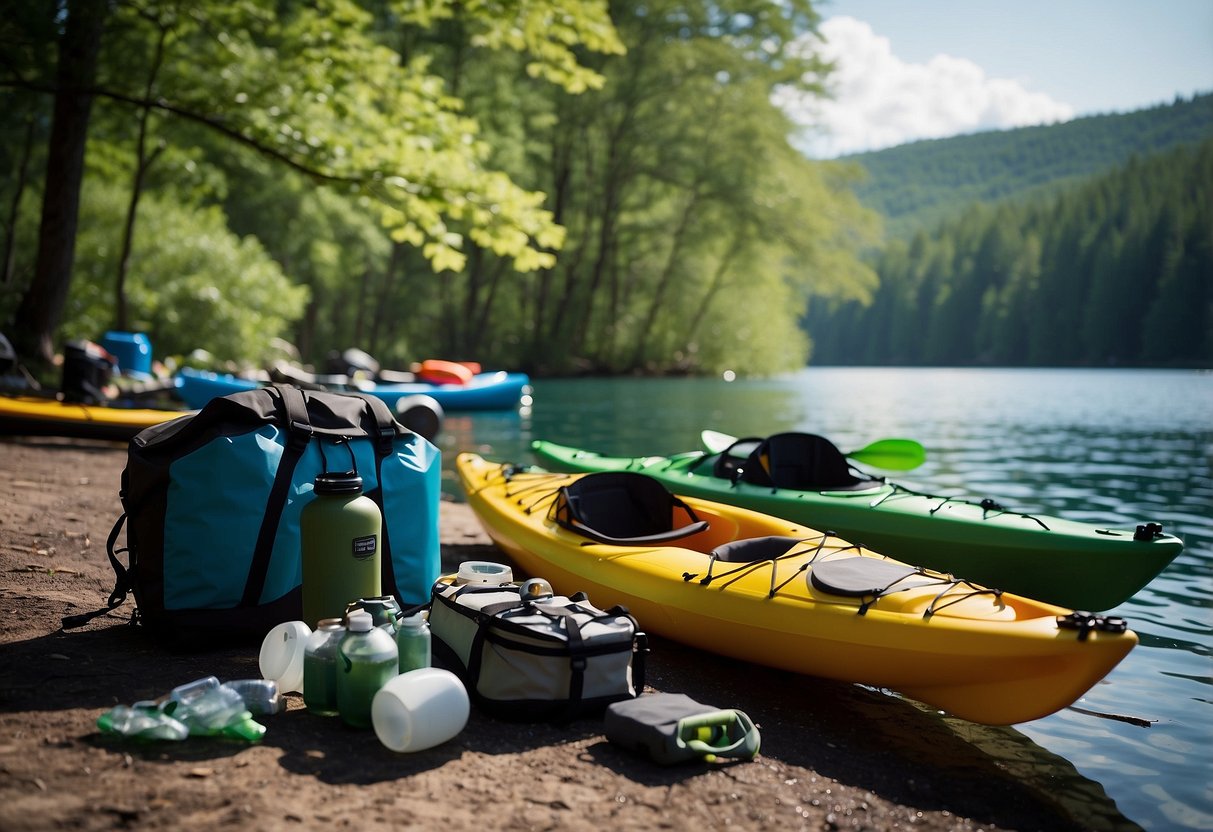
xmin=777 ymin=17 xmax=1076 ymax=158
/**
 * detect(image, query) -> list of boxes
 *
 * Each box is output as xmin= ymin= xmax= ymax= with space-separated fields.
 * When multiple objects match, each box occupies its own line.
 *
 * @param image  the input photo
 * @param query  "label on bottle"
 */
xmin=352 ymin=535 xmax=378 ymax=559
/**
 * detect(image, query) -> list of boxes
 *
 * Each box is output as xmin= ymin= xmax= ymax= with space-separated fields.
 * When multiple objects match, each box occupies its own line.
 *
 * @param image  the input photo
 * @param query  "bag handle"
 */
xmin=354 ymin=392 xmax=399 ymax=458
xmin=240 ymin=384 xmax=312 ymax=607
xmin=61 ymin=512 xmax=134 ymax=630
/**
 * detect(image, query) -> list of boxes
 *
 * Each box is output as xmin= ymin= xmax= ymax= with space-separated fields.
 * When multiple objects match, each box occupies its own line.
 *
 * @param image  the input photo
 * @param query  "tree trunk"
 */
xmin=369 ymin=242 xmax=404 ymax=354
xmin=10 ymin=0 xmax=109 ymax=371
xmin=629 ymin=187 xmax=701 ymax=368
xmin=114 ymin=21 xmax=168 ymax=332
xmin=2 ymin=116 xmax=37 ymax=287
xmin=683 ymin=230 xmax=744 ymax=346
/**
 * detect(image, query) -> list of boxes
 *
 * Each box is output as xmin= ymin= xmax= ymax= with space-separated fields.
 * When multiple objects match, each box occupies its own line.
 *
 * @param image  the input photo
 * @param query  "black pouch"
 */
xmin=604 ymin=693 xmax=761 ymax=765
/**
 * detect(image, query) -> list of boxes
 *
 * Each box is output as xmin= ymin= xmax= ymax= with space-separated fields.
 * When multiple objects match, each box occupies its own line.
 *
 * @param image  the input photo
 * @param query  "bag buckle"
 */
xmin=287 ymin=418 xmax=312 ymax=450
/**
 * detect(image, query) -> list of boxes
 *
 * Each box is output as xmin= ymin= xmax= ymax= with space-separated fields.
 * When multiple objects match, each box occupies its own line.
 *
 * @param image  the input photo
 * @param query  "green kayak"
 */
xmin=530 ymin=433 xmax=1184 ymax=611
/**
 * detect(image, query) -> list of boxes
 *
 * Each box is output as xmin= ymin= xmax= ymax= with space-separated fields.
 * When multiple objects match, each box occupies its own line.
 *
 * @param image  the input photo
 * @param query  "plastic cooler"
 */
xmin=100 ymin=331 xmax=152 ymax=376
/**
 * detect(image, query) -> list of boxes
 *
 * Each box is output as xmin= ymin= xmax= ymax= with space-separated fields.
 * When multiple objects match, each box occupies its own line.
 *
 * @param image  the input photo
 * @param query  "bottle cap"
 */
xmin=313 ymin=470 xmax=363 ymax=494
xmin=317 ymin=618 xmax=345 ymax=631
xmin=456 ymin=561 xmax=513 ymax=585
xmin=398 ymin=612 xmax=427 ymax=631
xmin=348 ymin=610 xmax=373 ymax=632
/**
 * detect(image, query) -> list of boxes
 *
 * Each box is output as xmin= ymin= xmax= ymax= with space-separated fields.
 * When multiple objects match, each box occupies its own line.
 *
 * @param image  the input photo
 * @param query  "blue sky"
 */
xmin=780 ymin=0 xmax=1213 ymax=157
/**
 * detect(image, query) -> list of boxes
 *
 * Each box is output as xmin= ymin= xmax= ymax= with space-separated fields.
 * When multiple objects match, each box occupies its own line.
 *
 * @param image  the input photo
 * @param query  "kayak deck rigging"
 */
xmin=486 ymin=464 xmax=1008 ymax=619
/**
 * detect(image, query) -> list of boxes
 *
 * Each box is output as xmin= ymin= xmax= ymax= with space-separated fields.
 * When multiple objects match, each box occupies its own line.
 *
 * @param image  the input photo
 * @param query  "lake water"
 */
xmin=434 ymin=367 xmax=1213 ymax=831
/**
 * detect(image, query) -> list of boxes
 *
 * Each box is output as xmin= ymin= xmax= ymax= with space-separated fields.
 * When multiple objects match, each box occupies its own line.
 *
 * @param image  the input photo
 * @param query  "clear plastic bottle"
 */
xmin=396 ymin=611 xmax=431 ymax=673
xmin=166 ymin=676 xmax=221 ymax=707
xmin=163 ymin=684 xmax=266 ymax=742
xmin=220 ymin=679 xmax=284 ymax=716
xmin=303 ymin=618 xmax=345 ymax=716
xmin=337 ymin=610 xmax=399 ymax=728
xmin=97 ymin=704 xmax=189 ymax=741
xmin=96 ymin=677 xmax=266 ymax=743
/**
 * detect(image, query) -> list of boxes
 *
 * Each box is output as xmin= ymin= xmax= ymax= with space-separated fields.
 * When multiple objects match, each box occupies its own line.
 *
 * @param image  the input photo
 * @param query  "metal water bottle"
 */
xmin=300 ymin=461 xmax=382 ymax=627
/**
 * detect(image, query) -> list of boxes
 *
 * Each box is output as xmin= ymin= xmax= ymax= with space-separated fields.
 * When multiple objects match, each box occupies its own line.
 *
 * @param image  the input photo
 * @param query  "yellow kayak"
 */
xmin=0 ymin=395 xmax=190 ymax=441
xmin=456 ymin=453 xmax=1138 ymax=725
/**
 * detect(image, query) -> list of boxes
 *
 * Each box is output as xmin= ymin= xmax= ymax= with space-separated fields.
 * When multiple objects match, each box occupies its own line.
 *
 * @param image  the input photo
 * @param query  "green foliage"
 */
xmin=2 ymin=0 xmax=883 ymax=376
xmin=849 ymin=94 xmax=1213 ymax=239
xmin=806 ymin=139 xmax=1213 ymax=368
xmin=61 ymin=174 xmax=308 ymax=363
xmin=391 ymin=0 xmax=879 ymax=375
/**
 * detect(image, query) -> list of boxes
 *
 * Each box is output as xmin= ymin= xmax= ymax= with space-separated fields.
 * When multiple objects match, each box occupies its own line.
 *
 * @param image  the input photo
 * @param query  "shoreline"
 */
xmin=0 ymin=436 xmax=1132 ymax=831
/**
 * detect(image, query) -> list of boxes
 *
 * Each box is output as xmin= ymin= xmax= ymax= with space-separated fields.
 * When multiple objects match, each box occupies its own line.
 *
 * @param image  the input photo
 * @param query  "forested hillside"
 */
xmin=805 ymin=139 xmax=1213 ymax=368
xmin=847 ymin=93 xmax=1213 ymax=239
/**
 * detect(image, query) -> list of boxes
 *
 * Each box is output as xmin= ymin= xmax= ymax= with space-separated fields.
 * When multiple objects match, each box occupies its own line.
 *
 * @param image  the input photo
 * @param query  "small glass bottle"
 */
xmin=336 ymin=610 xmax=398 ymax=728
xmin=396 ymin=611 xmax=431 ymax=673
xmin=303 ymin=618 xmax=346 ymax=716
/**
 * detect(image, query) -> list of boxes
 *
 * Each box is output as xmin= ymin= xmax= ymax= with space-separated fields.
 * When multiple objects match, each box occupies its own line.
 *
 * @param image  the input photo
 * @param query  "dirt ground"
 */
xmin=0 ymin=436 xmax=1138 ymax=831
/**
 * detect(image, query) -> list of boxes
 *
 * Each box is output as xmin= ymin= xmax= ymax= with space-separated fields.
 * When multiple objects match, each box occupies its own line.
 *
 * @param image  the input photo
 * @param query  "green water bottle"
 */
xmin=301 ymin=467 xmax=382 ymax=627
xmin=302 ymin=618 xmax=345 ymax=716
xmin=396 ymin=611 xmax=431 ymax=673
xmin=336 ymin=610 xmax=398 ymax=728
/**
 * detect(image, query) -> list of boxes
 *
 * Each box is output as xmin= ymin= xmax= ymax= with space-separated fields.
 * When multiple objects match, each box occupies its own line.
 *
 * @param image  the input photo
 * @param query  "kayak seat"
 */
xmin=712 ymin=437 xmax=762 ymax=480
xmin=551 ymin=472 xmax=709 ymax=546
xmin=810 ymin=557 xmax=939 ymax=597
xmin=735 ymin=432 xmax=876 ymax=492
xmin=710 ymin=536 xmax=803 ymax=563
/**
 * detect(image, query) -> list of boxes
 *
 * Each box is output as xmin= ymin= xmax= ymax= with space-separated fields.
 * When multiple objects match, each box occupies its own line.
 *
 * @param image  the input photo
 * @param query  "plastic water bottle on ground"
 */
xmin=97 ymin=704 xmax=189 ymax=741
xmin=396 ymin=611 xmax=431 ymax=674
xmin=303 ymin=618 xmax=346 ymax=716
xmin=220 ymin=679 xmax=284 ymax=715
xmin=337 ymin=610 xmax=398 ymax=728
xmin=163 ymin=684 xmax=266 ymax=742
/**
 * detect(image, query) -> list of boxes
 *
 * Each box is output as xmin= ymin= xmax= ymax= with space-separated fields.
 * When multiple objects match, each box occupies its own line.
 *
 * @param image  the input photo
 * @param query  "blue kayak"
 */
xmin=175 ymin=367 xmax=531 ymax=411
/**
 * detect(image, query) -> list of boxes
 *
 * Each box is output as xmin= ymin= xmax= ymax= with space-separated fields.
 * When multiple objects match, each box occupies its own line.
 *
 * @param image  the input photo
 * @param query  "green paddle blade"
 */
xmin=701 ymin=430 xmax=926 ymax=471
xmin=846 ymin=438 xmax=926 ymax=471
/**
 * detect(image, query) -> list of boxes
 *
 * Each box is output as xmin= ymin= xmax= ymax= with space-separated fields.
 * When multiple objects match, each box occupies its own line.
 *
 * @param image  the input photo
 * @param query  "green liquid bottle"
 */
xmin=336 ymin=610 xmax=398 ymax=728
xmin=303 ymin=618 xmax=345 ymax=716
xmin=396 ymin=611 xmax=432 ymax=673
xmin=301 ymin=468 xmax=382 ymax=627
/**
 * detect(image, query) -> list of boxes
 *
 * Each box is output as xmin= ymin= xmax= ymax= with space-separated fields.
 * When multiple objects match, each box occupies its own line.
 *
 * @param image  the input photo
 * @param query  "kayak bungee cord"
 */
xmin=494 ymin=467 xmax=576 ymax=509
xmin=684 ymin=532 xmax=1000 ymax=616
xmin=489 ymin=465 xmax=1007 ymax=618
xmin=683 ymin=532 xmax=844 ymax=591
xmin=867 ymin=481 xmax=1053 ymax=530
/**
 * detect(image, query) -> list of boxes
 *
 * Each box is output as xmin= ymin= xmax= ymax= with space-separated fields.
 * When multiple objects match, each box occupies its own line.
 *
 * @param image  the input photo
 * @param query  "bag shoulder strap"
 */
xmin=240 ymin=384 xmax=312 ymax=607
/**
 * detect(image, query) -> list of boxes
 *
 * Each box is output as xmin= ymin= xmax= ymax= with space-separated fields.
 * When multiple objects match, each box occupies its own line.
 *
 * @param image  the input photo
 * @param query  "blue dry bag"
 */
xmin=96 ymin=384 xmax=440 ymax=646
